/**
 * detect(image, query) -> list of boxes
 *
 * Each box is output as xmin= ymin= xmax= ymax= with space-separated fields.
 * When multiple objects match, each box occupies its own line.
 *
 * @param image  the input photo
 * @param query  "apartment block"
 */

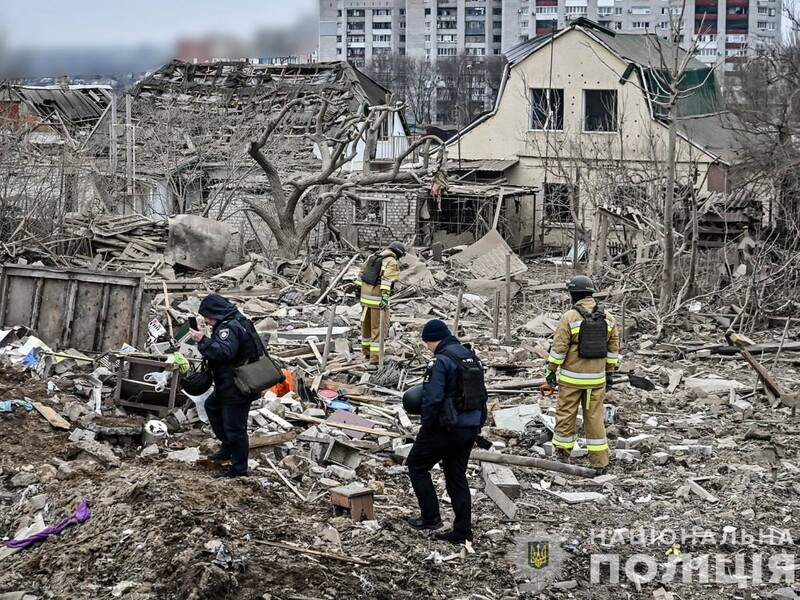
xmin=319 ymin=0 xmax=781 ymax=70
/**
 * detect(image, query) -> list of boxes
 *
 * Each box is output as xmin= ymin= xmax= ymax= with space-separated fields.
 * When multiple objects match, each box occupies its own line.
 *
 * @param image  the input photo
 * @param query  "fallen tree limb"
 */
xmin=470 ymin=450 xmax=598 ymax=478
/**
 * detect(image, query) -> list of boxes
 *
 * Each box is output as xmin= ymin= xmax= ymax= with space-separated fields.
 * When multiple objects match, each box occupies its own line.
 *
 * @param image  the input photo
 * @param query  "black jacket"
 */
xmin=197 ymin=295 xmax=259 ymax=403
xmin=421 ymin=336 xmax=487 ymax=429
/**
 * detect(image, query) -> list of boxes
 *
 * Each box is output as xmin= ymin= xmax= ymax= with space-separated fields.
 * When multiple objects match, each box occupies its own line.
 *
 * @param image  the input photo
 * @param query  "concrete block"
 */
xmin=326 ymin=464 xmax=356 ymax=481
xmin=542 ymin=442 xmax=555 ymax=456
xmin=617 ymin=434 xmax=655 ymax=450
xmin=613 ymin=449 xmax=640 ymax=462
xmin=689 ymin=445 xmax=713 ymax=457
xmin=653 ymin=452 xmax=671 ymax=465
xmin=668 ymin=445 xmax=691 ymax=456
xmin=731 ymin=399 xmax=753 ymax=419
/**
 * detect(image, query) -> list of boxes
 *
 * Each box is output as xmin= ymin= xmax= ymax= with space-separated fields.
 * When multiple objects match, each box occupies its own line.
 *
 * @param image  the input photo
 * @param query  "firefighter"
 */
xmin=545 ymin=275 xmax=620 ymax=473
xmin=355 ymin=241 xmax=405 ymax=364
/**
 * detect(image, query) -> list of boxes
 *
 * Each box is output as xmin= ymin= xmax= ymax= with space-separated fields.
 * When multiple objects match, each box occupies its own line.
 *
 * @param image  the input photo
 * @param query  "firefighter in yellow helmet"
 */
xmin=545 ymin=275 xmax=620 ymax=474
xmin=355 ymin=241 xmax=404 ymax=364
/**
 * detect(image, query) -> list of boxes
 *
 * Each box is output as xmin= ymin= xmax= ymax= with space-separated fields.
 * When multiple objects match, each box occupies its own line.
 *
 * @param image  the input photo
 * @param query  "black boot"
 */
xmin=435 ymin=529 xmax=473 ymax=543
xmin=407 ymin=516 xmax=443 ymax=530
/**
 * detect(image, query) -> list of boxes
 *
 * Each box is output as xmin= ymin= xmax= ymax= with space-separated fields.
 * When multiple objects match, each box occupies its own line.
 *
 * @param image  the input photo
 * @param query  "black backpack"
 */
xmin=573 ymin=303 xmax=608 ymax=359
xmin=440 ymin=347 xmax=488 ymax=412
xmin=360 ymin=253 xmax=384 ymax=285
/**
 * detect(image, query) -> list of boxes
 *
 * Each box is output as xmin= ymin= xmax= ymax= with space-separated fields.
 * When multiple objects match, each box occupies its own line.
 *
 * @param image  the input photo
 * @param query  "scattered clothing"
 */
xmin=6 ymin=499 xmax=91 ymax=549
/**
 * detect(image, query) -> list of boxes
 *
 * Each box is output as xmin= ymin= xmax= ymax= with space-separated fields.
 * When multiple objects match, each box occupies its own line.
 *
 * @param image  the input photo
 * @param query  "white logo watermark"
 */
xmin=587 ymin=527 xmax=796 ymax=588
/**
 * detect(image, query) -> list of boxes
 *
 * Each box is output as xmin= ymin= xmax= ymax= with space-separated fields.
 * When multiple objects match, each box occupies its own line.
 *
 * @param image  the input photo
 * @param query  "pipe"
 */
xmin=470 ymin=449 xmax=598 ymax=478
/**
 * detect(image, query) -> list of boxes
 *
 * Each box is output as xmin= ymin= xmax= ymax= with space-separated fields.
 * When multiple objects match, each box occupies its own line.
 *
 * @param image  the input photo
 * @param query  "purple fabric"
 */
xmin=6 ymin=499 xmax=91 ymax=549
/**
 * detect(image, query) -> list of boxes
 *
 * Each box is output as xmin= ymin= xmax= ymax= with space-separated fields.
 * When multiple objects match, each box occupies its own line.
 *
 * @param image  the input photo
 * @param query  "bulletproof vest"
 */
xmin=574 ymin=303 xmax=608 ymax=359
xmin=440 ymin=347 xmax=488 ymax=412
xmin=360 ymin=253 xmax=384 ymax=285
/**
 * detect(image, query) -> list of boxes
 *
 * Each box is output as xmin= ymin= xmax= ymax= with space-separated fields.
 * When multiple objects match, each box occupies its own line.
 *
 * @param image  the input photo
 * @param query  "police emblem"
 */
xmin=219 ymin=329 xmax=230 ymax=340
xmin=528 ymin=541 xmax=549 ymax=569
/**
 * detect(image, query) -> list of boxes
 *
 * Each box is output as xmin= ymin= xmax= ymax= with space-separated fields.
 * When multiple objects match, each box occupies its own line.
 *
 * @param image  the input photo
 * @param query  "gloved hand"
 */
xmin=545 ymin=370 xmax=557 ymax=387
xmin=606 ymin=371 xmax=614 ymax=390
xmin=379 ymin=293 xmax=389 ymax=309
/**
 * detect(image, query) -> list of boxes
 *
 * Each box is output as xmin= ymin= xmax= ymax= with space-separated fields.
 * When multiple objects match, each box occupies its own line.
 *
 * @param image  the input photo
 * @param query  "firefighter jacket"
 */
xmin=546 ymin=296 xmax=620 ymax=388
xmin=355 ymin=249 xmax=400 ymax=308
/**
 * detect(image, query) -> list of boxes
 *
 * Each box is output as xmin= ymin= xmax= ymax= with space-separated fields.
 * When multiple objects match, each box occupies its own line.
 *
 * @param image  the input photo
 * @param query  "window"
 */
xmin=348 ymin=35 xmax=365 ymax=42
xmin=373 ymin=22 xmax=391 ymax=29
xmin=466 ymin=47 xmax=486 ymax=55
xmin=493 ymin=7 xmax=502 ymax=14
xmin=347 ymin=9 xmax=365 ymax=17
xmin=425 ymin=8 xmax=431 ymax=15
xmin=614 ymin=21 xmax=622 ymax=29
xmin=400 ymin=21 xmax=406 ymax=29
xmin=437 ymin=33 xmax=457 ymax=42
xmin=520 ymin=20 xmax=529 ymax=28
xmin=584 ymin=89 xmax=617 ymax=131
xmin=728 ymin=6 xmax=747 ymax=14
xmin=565 ymin=6 xmax=586 ymax=14
xmin=537 ymin=6 xmax=557 ymax=14
xmin=493 ymin=20 xmax=502 ymax=28
xmin=544 ymin=183 xmax=572 ymax=223
xmin=466 ymin=7 xmax=485 ymax=16
xmin=768 ymin=22 xmax=776 ymax=30
xmin=520 ymin=7 xmax=529 ymax=15
xmin=520 ymin=34 xmax=529 ymax=41
xmin=400 ymin=9 xmax=405 ymax=15
xmin=493 ymin=34 xmax=502 ymax=42
xmin=353 ymin=199 xmax=386 ymax=224
xmin=373 ymin=8 xmax=392 ymax=16
xmin=630 ymin=7 xmax=650 ymax=14
xmin=530 ymin=88 xmax=564 ymax=130
xmin=632 ymin=21 xmax=650 ymax=29
xmin=438 ymin=47 xmax=458 ymax=55
xmin=758 ymin=6 xmax=768 ymax=14
xmin=598 ymin=7 xmax=612 ymax=16
xmin=400 ymin=34 xmax=406 ymax=41
xmin=757 ymin=20 xmax=768 ymax=29
xmin=615 ymin=7 xmax=623 ymax=15
xmin=373 ymin=34 xmax=392 ymax=42
xmin=337 ymin=9 xmax=342 ymax=17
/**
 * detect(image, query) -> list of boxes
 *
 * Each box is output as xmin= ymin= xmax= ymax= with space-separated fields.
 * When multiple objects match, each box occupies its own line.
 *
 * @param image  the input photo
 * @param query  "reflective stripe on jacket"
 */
xmin=357 ymin=249 xmax=400 ymax=307
xmin=547 ymin=297 xmax=620 ymax=388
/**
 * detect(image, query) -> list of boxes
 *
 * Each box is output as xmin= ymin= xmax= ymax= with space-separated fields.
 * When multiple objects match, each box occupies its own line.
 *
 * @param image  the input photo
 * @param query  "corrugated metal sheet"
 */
xmin=14 ymin=85 xmax=112 ymax=128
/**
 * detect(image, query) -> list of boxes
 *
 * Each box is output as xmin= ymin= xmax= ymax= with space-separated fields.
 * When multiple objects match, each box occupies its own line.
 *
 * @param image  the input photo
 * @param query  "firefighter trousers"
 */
xmin=360 ymin=306 xmax=389 ymax=363
xmin=552 ymin=384 xmax=609 ymax=468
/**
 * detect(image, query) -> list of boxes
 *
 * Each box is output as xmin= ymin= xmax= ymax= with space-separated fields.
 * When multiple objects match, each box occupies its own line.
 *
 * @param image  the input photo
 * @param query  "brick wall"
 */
xmin=330 ymin=188 xmax=419 ymax=249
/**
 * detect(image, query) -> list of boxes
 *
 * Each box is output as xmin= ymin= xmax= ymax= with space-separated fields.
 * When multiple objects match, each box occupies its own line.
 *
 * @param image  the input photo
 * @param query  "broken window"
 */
xmin=353 ymin=199 xmax=386 ymax=224
xmin=530 ymin=88 xmax=564 ymax=131
xmin=583 ymin=89 xmax=617 ymax=132
xmin=543 ymin=182 xmax=572 ymax=223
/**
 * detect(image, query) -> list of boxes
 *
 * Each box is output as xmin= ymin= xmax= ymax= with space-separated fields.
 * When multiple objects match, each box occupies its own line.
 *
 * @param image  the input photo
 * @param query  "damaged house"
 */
xmin=0 ymin=81 xmax=113 ymax=237
xmin=83 ymin=60 xmax=421 ymax=254
xmin=446 ymin=18 xmax=759 ymax=257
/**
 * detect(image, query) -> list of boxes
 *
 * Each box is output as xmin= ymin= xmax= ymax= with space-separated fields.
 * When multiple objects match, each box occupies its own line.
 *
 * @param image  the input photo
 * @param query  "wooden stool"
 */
xmin=330 ymin=484 xmax=375 ymax=522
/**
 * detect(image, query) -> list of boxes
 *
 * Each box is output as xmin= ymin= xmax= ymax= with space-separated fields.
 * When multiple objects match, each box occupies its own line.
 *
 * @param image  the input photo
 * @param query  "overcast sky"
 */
xmin=0 ymin=0 xmax=318 ymax=50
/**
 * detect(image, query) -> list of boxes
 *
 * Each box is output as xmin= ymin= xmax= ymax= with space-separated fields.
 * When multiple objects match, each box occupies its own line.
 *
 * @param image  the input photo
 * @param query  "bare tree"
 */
xmin=247 ymin=90 xmax=441 ymax=257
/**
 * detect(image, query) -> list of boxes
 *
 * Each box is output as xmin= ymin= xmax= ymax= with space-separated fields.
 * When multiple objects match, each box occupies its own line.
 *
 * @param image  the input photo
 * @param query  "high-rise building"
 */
xmin=318 ymin=0 xmax=781 ymax=71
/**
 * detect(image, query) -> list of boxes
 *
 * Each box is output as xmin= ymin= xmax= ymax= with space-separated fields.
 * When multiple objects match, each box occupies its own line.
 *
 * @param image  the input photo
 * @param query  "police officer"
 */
xmin=406 ymin=319 xmax=487 ymax=543
xmin=189 ymin=294 xmax=259 ymax=478
xmin=545 ymin=276 xmax=620 ymax=474
xmin=355 ymin=241 xmax=404 ymax=364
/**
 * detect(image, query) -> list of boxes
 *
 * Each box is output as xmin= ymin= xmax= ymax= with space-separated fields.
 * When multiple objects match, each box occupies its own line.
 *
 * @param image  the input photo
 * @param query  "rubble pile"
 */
xmin=0 ymin=239 xmax=799 ymax=600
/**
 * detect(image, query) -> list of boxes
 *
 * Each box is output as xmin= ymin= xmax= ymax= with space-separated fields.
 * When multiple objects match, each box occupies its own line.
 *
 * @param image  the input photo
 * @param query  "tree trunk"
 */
xmin=660 ymin=100 xmax=678 ymax=309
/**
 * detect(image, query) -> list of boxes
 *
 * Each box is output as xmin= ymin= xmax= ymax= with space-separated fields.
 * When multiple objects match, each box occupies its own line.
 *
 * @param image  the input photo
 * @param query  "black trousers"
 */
xmin=205 ymin=392 xmax=250 ymax=475
xmin=406 ymin=425 xmax=479 ymax=535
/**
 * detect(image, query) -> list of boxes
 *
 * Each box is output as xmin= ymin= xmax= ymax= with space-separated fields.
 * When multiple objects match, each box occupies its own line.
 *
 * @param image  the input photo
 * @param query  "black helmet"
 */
xmin=566 ymin=275 xmax=595 ymax=293
xmin=388 ymin=241 xmax=406 ymax=258
xmin=402 ymin=384 xmax=423 ymax=415
xmin=181 ymin=370 xmax=212 ymax=396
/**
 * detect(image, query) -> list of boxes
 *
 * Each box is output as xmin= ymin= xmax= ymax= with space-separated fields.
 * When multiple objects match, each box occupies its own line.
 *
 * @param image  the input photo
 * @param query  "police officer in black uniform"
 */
xmin=406 ymin=319 xmax=487 ymax=542
xmin=189 ymin=294 xmax=259 ymax=478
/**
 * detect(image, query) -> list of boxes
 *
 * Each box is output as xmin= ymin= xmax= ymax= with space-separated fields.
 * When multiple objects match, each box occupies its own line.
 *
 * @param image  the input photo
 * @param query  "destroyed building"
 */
xmin=82 ymin=60 xmax=419 ymax=254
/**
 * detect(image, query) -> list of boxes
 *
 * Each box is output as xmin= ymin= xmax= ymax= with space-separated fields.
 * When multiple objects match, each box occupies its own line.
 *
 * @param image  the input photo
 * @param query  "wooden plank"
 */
xmin=286 ymin=412 xmax=400 ymax=438
xmin=252 ymin=539 xmax=370 ymax=566
xmin=249 ymin=431 xmax=296 ymax=449
xmin=483 ymin=470 xmax=518 ymax=519
xmin=481 ymin=462 xmax=521 ymax=499
xmin=258 ymin=408 xmax=294 ymax=431
xmin=31 ymin=401 xmax=71 ymax=430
